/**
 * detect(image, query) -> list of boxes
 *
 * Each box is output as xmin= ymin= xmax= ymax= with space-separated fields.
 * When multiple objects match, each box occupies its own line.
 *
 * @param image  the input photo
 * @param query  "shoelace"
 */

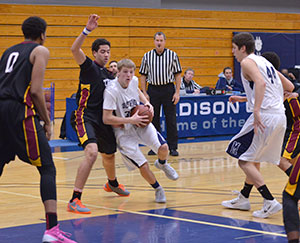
xmin=76 ymin=200 xmax=86 ymax=208
xmin=60 ymin=230 xmax=72 ymax=238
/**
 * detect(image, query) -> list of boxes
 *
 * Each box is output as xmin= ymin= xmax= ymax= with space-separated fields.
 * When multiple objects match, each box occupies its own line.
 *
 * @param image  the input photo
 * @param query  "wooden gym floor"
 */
xmin=0 ymin=119 xmax=289 ymax=242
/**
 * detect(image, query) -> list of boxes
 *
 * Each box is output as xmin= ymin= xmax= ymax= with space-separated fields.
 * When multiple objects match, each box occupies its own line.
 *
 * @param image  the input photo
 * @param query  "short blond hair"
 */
xmin=117 ymin=59 xmax=136 ymax=71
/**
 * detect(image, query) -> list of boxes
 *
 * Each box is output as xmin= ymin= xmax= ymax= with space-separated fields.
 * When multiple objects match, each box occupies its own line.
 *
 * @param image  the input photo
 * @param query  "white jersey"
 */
xmin=241 ymin=54 xmax=284 ymax=114
xmin=103 ymin=76 xmax=140 ymax=130
xmin=103 ymin=76 xmax=167 ymax=171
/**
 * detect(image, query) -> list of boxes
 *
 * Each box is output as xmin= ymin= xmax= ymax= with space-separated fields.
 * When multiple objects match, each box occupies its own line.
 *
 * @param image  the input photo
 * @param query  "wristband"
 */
xmin=82 ymin=27 xmax=91 ymax=36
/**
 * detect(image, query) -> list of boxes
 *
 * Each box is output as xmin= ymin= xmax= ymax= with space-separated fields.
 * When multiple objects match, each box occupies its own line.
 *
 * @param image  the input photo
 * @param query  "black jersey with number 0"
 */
xmin=0 ymin=41 xmax=38 ymax=104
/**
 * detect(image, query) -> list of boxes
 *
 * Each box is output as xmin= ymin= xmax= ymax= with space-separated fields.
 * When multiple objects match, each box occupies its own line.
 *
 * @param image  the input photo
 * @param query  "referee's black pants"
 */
xmin=147 ymin=83 xmax=178 ymax=150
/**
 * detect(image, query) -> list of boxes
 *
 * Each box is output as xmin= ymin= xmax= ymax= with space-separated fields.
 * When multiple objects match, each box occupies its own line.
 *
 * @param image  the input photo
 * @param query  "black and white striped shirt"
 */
xmin=139 ymin=48 xmax=182 ymax=85
xmin=180 ymin=78 xmax=202 ymax=93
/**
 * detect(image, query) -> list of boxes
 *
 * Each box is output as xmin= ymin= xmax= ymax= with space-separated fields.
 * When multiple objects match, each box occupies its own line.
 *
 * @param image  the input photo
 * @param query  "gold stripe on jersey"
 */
xmin=75 ymin=84 xmax=90 ymax=145
xmin=23 ymin=105 xmax=41 ymax=166
xmin=282 ymin=121 xmax=300 ymax=159
xmin=288 ymin=98 xmax=300 ymax=118
xmin=285 ymin=154 xmax=300 ymax=196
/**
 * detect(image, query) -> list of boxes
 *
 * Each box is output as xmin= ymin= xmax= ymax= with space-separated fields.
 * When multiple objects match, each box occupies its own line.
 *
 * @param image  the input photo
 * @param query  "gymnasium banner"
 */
xmin=233 ymin=32 xmax=300 ymax=82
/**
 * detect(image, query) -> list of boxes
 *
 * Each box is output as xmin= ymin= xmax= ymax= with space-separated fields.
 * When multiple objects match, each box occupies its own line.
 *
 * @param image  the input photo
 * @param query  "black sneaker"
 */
xmin=148 ymin=150 xmax=156 ymax=155
xmin=169 ymin=149 xmax=179 ymax=156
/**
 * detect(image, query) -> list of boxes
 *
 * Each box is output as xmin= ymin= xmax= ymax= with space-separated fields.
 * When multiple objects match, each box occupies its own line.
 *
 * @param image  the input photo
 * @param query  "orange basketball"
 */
xmin=130 ymin=105 xmax=153 ymax=127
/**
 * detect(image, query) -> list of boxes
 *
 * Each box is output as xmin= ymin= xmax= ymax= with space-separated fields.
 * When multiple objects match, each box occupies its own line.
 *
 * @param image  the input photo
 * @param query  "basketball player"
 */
xmin=258 ymin=52 xmax=300 ymax=242
xmin=0 ymin=17 xmax=76 ymax=242
xmin=221 ymin=32 xmax=294 ymax=218
xmin=103 ymin=59 xmax=179 ymax=203
xmin=67 ymin=14 xmax=129 ymax=214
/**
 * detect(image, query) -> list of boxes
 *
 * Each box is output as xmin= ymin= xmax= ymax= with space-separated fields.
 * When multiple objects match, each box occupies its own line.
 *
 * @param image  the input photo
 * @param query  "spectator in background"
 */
xmin=108 ymin=60 xmax=118 ymax=78
xmin=180 ymin=68 xmax=202 ymax=95
xmin=281 ymin=68 xmax=297 ymax=82
xmin=215 ymin=67 xmax=244 ymax=92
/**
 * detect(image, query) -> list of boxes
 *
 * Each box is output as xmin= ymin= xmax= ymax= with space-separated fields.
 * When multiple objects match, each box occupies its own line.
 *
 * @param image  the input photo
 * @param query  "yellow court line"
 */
xmin=0 ymin=189 xmax=286 ymax=238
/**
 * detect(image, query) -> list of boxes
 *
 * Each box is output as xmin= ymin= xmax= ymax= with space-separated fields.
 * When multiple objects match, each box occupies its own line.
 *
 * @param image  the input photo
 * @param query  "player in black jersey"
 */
xmin=262 ymin=52 xmax=300 ymax=242
xmin=67 ymin=14 xmax=129 ymax=214
xmin=0 ymin=17 xmax=76 ymax=243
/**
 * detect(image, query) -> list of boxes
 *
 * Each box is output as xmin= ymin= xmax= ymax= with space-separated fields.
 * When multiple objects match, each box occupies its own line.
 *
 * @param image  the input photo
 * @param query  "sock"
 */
xmin=285 ymin=165 xmax=293 ymax=176
xmin=70 ymin=190 xmax=82 ymax=202
xmin=151 ymin=181 xmax=160 ymax=189
xmin=158 ymin=159 xmax=166 ymax=165
xmin=240 ymin=182 xmax=253 ymax=198
xmin=257 ymin=185 xmax=274 ymax=200
xmin=46 ymin=212 xmax=57 ymax=230
xmin=109 ymin=179 xmax=119 ymax=187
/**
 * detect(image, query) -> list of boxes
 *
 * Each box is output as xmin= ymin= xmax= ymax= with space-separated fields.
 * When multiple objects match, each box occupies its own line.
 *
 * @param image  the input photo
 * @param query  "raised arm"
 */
xmin=71 ymin=14 xmax=99 ymax=65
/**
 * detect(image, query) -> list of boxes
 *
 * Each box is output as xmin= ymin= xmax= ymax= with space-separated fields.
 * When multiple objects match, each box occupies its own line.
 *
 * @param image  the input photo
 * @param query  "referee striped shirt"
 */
xmin=139 ymin=48 xmax=182 ymax=86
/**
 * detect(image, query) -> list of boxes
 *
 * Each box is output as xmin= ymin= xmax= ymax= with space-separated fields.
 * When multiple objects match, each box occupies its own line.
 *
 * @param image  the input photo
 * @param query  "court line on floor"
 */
xmin=0 ymin=189 xmax=286 ymax=238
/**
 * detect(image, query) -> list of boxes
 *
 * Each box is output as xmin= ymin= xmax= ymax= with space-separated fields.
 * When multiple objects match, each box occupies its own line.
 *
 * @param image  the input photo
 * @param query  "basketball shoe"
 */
xmin=42 ymin=224 xmax=77 ymax=243
xmin=154 ymin=160 xmax=179 ymax=180
xmin=103 ymin=182 xmax=130 ymax=196
xmin=252 ymin=199 xmax=282 ymax=218
xmin=67 ymin=198 xmax=91 ymax=214
xmin=155 ymin=186 xmax=166 ymax=203
xmin=221 ymin=193 xmax=251 ymax=210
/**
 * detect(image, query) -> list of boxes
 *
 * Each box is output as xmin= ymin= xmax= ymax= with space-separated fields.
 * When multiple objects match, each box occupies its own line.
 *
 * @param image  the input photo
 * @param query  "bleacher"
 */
xmin=0 ymin=4 xmax=299 ymax=117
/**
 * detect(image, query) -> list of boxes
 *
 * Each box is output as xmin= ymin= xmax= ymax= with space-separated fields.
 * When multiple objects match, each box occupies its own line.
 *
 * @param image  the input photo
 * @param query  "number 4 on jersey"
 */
xmin=266 ymin=66 xmax=276 ymax=84
xmin=5 ymin=52 xmax=19 ymax=73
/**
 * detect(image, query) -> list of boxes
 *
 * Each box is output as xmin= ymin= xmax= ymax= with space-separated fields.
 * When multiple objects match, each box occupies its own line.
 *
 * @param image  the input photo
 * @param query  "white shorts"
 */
xmin=114 ymin=123 xmax=166 ymax=171
xmin=226 ymin=112 xmax=286 ymax=165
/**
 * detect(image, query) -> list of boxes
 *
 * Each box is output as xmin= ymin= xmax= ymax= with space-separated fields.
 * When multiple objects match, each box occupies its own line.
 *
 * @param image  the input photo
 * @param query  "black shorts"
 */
xmin=71 ymin=110 xmax=116 ymax=154
xmin=283 ymin=190 xmax=299 ymax=234
xmin=281 ymin=125 xmax=300 ymax=159
xmin=0 ymin=100 xmax=54 ymax=174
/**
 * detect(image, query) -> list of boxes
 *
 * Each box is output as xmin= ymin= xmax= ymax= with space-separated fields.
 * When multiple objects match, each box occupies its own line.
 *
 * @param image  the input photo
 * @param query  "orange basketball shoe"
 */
xmin=103 ymin=182 xmax=130 ymax=197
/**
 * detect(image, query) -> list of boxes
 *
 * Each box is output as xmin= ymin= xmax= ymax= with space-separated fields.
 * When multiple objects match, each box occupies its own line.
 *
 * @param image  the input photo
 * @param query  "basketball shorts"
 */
xmin=114 ymin=123 xmax=166 ymax=171
xmin=71 ymin=110 xmax=116 ymax=154
xmin=281 ymin=121 xmax=300 ymax=160
xmin=0 ymin=100 xmax=54 ymax=173
xmin=226 ymin=112 xmax=286 ymax=165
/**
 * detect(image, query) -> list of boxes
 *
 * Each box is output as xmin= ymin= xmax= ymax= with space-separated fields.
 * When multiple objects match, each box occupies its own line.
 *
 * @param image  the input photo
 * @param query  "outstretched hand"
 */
xmin=86 ymin=14 xmax=99 ymax=31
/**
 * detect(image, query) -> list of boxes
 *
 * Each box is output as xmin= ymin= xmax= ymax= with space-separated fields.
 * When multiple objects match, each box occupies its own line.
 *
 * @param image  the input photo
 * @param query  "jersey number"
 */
xmin=266 ymin=66 xmax=276 ymax=84
xmin=5 ymin=52 xmax=19 ymax=73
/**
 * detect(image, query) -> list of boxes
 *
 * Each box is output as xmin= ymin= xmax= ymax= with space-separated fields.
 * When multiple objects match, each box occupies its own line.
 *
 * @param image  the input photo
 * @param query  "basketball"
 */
xmin=130 ymin=105 xmax=153 ymax=127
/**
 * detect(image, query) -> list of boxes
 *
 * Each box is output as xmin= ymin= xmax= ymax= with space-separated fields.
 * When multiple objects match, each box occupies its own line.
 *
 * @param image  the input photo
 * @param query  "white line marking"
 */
xmin=0 ymin=189 xmax=286 ymax=237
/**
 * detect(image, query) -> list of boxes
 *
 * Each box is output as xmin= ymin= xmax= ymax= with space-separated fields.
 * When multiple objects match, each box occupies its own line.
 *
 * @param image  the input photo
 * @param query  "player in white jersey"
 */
xmin=103 ymin=59 xmax=179 ymax=203
xmin=221 ymin=32 xmax=294 ymax=218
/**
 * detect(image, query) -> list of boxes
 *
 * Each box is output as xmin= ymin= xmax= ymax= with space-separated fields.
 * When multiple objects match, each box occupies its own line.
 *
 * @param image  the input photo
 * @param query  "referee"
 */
xmin=139 ymin=32 xmax=182 ymax=156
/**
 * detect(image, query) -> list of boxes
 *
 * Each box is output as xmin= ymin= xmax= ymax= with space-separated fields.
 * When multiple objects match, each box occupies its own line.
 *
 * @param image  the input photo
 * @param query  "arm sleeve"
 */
xmin=191 ymin=80 xmax=202 ymax=90
xmin=172 ymin=53 xmax=182 ymax=74
xmin=103 ymin=88 xmax=117 ymax=111
xmin=139 ymin=54 xmax=148 ymax=75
